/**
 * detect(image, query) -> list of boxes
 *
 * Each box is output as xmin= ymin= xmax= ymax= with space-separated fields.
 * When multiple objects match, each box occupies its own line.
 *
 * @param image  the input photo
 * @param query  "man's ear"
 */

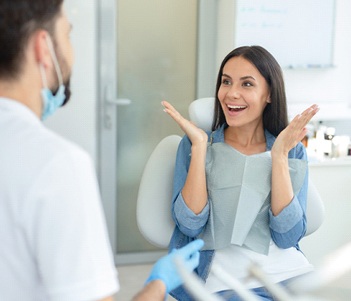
xmin=33 ymin=30 xmax=52 ymax=68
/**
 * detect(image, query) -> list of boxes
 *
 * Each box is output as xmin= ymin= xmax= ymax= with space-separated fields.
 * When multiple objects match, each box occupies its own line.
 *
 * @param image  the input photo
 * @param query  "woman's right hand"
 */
xmin=163 ymin=100 xmax=209 ymax=214
xmin=162 ymin=100 xmax=208 ymax=146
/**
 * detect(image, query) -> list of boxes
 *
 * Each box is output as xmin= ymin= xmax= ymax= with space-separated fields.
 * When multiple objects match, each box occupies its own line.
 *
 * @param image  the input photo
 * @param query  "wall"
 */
xmin=217 ymin=0 xmax=351 ymax=128
xmin=300 ymin=163 xmax=351 ymax=266
xmin=283 ymin=0 xmax=351 ymax=105
xmin=284 ymin=0 xmax=351 ymax=130
xmin=44 ymin=0 xmax=98 ymax=163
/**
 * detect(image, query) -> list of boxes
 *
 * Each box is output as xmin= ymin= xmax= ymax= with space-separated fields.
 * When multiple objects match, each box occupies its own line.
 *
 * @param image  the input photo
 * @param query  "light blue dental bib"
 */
xmin=198 ymin=142 xmax=307 ymax=255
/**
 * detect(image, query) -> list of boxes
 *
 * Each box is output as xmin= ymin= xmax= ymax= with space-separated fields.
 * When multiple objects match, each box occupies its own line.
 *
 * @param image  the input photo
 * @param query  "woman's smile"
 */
xmin=226 ymin=104 xmax=248 ymax=114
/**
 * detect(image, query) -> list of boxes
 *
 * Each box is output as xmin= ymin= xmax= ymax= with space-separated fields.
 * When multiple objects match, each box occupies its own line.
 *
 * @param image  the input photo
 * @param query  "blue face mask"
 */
xmin=40 ymin=35 xmax=67 ymax=120
xmin=41 ymin=85 xmax=66 ymax=120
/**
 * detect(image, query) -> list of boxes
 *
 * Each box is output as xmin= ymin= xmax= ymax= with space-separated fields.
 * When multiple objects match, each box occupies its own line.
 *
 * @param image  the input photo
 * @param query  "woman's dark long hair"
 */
xmin=212 ymin=46 xmax=288 ymax=137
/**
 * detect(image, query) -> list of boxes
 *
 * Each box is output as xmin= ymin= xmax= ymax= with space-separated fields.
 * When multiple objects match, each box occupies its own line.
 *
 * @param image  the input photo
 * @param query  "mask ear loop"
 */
xmin=44 ymin=34 xmax=63 ymax=87
xmin=39 ymin=63 xmax=48 ymax=89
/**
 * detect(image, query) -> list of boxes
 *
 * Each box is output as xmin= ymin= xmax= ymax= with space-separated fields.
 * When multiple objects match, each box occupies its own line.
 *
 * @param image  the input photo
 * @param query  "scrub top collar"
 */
xmin=0 ymin=97 xmax=42 ymax=125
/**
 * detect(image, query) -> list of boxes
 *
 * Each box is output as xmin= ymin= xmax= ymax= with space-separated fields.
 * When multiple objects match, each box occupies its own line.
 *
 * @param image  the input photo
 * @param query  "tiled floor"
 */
xmin=115 ymin=263 xmax=176 ymax=300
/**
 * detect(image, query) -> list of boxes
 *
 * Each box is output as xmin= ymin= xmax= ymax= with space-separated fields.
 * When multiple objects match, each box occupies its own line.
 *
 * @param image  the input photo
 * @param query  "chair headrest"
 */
xmin=188 ymin=97 xmax=215 ymax=132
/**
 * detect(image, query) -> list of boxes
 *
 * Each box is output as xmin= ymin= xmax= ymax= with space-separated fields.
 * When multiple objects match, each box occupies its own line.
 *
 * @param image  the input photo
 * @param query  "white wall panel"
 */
xmin=44 ymin=0 xmax=98 ymax=163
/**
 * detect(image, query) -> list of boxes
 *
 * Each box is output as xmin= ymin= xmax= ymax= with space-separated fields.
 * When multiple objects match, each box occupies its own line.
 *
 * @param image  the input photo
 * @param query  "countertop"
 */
xmin=309 ymin=156 xmax=351 ymax=167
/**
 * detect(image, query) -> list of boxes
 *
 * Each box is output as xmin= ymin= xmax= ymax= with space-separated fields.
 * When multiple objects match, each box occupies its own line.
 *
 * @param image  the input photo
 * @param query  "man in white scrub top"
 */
xmin=0 ymin=1 xmax=203 ymax=300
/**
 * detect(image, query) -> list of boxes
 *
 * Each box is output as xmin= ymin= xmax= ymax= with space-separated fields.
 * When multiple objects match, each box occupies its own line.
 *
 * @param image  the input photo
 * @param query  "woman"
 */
xmin=162 ymin=46 xmax=319 ymax=301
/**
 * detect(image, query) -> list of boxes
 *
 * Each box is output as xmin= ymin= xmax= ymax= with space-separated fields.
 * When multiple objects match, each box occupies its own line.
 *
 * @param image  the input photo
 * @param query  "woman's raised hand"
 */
xmin=272 ymin=104 xmax=319 ymax=157
xmin=162 ymin=100 xmax=208 ymax=146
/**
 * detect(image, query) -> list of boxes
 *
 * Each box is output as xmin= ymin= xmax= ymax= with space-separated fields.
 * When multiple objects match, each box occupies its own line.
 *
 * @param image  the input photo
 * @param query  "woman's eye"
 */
xmin=243 ymin=81 xmax=253 ymax=87
xmin=222 ymin=79 xmax=231 ymax=85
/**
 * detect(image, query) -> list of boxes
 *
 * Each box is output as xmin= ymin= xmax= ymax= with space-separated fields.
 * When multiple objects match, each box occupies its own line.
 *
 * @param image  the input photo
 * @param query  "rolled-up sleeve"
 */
xmin=269 ymin=196 xmax=304 ymax=233
xmin=173 ymin=192 xmax=209 ymax=237
xmin=171 ymin=135 xmax=210 ymax=237
xmin=269 ymin=196 xmax=305 ymax=248
xmin=269 ymin=142 xmax=308 ymax=249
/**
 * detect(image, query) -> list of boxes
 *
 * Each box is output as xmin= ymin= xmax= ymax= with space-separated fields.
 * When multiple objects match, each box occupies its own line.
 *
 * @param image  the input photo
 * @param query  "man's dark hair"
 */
xmin=0 ymin=0 xmax=63 ymax=79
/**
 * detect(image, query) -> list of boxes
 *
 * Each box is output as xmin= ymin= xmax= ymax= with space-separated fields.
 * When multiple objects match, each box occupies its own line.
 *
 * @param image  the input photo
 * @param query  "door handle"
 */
xmin=107 ymin=98 xmax=132 ymax=106
xmin=103 ymin=85 xmax=132 ymax=129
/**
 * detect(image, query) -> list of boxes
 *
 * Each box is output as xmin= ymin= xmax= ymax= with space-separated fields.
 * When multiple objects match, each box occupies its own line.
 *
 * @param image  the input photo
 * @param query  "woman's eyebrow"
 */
xmin=221 ymin=73 xmax=231 ymax=78
xmin=240 ymin=75 xmax=256 ymax=81
xmin=222 ymin=74 xmax=256 ymax=81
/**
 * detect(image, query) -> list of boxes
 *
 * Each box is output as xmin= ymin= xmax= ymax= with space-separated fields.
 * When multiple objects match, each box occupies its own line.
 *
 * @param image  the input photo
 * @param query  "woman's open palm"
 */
xmin=272 ymin=104 xmax=319 ymax=156
xmin=162 ymin=101 xmax=208 ymax=146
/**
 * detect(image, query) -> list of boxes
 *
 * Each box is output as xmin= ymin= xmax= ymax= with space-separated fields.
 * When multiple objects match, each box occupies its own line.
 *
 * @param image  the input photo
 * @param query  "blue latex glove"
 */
xmin=145 ymin=239 xmax=204 ymax=293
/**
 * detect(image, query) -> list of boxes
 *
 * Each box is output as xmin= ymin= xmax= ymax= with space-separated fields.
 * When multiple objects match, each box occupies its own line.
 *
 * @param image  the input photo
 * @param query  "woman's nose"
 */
xmin=227 ymin=85 xmax=240 ymax=99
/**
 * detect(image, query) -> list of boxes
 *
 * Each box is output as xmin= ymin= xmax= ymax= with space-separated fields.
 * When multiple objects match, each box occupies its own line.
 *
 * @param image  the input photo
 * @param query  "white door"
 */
xmin=116 ymin=0 xmax=198 ymax=264
xmin=98 ymin=0 xmax=217 ymax=264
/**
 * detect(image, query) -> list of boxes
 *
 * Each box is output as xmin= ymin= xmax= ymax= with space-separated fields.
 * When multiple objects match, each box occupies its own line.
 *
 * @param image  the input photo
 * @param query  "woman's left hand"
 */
xmin=272 ymin=104 xmax=319 ymax=157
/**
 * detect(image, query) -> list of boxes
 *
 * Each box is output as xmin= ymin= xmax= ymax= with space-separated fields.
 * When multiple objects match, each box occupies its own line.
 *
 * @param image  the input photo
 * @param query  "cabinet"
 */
xmin=300 ymin=159 xmax=351 ymax=266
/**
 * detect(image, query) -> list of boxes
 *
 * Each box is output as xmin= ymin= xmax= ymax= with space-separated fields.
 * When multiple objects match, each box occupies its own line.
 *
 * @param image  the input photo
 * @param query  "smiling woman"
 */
xmin=162 ymin=45 xmax=319 ymax=301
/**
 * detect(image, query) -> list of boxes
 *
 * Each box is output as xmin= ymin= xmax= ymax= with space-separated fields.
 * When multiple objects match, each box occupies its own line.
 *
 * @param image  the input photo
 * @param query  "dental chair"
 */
xmin=137 ymin=97 xmax=325 ymax=249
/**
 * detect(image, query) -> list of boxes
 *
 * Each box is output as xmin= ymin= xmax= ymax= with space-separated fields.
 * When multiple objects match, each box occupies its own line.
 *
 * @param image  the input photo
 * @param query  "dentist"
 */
xmin=0 ymin=1 xmax=203 ymax=300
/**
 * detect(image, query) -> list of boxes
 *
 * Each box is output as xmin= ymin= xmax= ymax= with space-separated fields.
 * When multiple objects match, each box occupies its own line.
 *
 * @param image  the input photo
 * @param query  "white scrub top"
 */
xmin=0 ymin=98 xmax=119 ymax=301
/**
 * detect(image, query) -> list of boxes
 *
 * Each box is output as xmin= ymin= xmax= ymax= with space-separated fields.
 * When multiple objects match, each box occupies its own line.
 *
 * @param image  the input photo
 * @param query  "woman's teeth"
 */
xmin=227 ymin=105 xmax=247 ymax=112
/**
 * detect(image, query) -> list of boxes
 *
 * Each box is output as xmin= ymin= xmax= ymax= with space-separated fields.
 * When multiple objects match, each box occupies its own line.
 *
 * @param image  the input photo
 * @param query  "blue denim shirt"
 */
xmin=169 ymin=125 xmax=309 ymax=301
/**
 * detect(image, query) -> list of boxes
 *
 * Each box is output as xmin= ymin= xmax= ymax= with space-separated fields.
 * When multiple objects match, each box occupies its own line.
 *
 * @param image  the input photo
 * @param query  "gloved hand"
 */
xmin=145 ymin=239 xmax=204 ymax=293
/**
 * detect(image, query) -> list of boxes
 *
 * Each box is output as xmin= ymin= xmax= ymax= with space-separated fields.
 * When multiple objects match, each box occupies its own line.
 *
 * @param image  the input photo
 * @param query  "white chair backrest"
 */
xmin=188 ymin=97 xmax=215 ymax=131
xmin=305 ymin=180 xmax=325 ymax=236
xmin=137 ymin=98 xmax=325 ymax=248
xmin=137 ymin=135 xmax=180 ymax=248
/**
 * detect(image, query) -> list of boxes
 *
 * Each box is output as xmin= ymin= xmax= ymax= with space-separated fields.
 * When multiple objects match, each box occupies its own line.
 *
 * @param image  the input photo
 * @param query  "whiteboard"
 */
xmin=234 ymin=0 xmax=336 ymax=68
